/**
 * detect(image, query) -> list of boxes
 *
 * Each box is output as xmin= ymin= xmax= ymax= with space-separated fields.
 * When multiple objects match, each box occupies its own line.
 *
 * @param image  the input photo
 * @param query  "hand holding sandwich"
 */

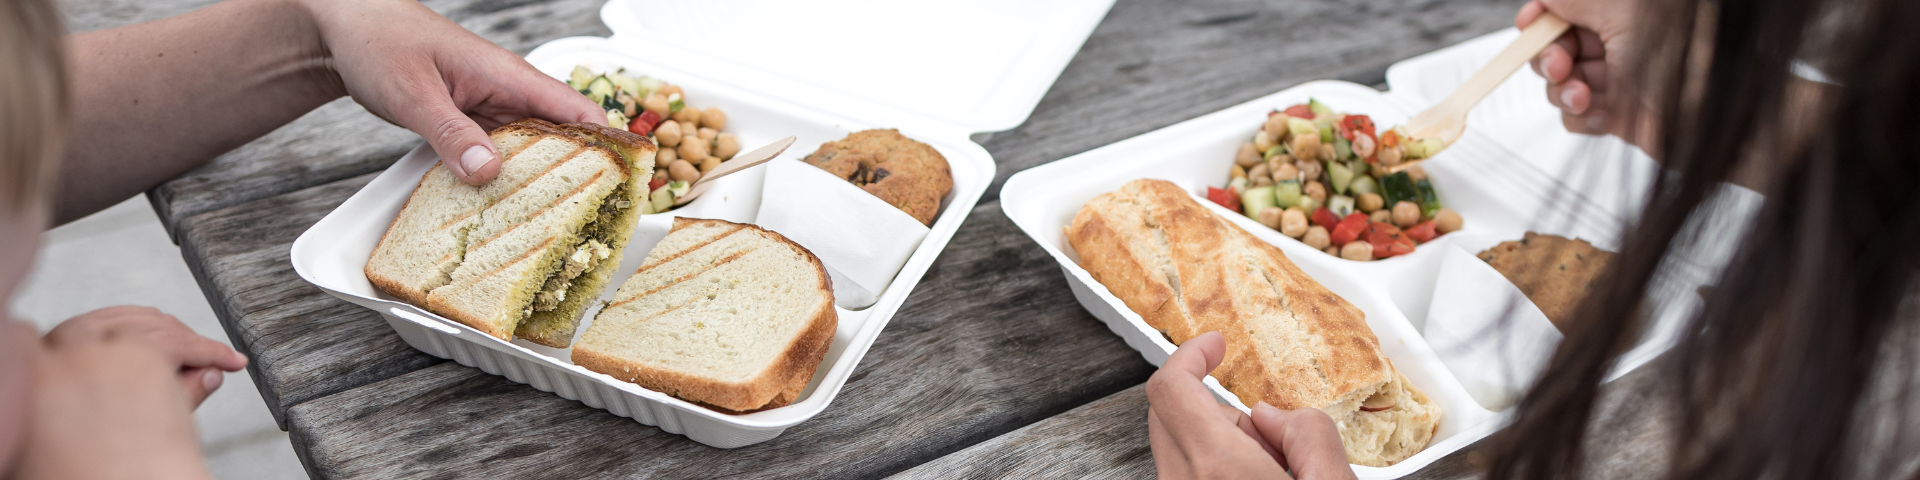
xmin=1146 ymin=332 xmax=1355 ymax=480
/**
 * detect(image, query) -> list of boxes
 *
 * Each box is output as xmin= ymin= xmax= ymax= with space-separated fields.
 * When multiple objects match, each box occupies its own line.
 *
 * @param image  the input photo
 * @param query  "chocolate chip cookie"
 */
xmin=801 ymin=129 xmax=953 ymax=225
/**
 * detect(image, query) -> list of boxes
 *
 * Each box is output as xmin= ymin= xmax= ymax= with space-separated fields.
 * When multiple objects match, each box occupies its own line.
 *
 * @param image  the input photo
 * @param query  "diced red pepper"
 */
xmin=1207 ymin=186 xmax=1240 ymax=212
xmin=648 ymin=177 xmax=667 ymax=191
xmin=1405 ymin=221 xmax=1438 ymax=243
xmin=1330 ymin=213 xmax=1369 ymax=246
xmin=630 ymin=111 xmax=663 ymax=136
xmin=1311 ymin=208 xmax=1341 ymax=229
xmin=1338 ymin=115 xmax=1376 ymax=141
xmin=1364 ymin=222 xmax=1418 ymax=258
xmin=1283 ymin=104 xmax=1315 ymax=119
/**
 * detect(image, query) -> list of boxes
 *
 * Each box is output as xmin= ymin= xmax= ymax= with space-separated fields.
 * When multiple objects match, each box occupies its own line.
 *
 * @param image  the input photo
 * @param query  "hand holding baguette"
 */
xmin=1148 ymin=332 xmax=1356 ymax=480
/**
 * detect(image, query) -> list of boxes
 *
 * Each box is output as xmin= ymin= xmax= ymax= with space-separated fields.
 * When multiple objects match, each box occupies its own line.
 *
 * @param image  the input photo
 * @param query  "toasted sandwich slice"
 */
xmin=365 ymin=118 xmax=656 ymax=346
xmin=573 ymin=218 xmax=837 ymax=413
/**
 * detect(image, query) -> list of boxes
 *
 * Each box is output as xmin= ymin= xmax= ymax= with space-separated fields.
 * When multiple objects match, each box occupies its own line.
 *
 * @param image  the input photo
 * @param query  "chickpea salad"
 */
xmin=567 ymin=65 xmax=743 ymax=214
xmin=1205 ymin=99 xmax=1464 ymax=261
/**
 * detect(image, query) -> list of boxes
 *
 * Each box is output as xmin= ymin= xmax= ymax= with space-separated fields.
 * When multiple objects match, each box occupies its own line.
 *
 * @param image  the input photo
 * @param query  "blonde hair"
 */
xmin=0 ymin=0 xmax=68 ymax=212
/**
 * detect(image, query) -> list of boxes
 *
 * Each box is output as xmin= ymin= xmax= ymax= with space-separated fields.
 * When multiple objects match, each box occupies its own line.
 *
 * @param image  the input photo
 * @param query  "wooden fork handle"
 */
xmin=1405 ymin=12 xmax=1571 ymax=140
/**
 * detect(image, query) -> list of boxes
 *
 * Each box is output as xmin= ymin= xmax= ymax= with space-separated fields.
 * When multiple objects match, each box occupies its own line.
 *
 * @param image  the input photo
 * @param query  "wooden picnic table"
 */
xmin=79 ymin=0 xmax=1667 ymax=477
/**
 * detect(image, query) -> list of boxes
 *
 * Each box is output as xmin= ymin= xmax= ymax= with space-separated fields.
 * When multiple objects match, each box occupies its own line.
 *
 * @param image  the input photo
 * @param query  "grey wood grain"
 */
xmin=977 ymin=0 xmax=1525 ymax=202
xmin=142 ymin=0 xmax=614 ymax=239
xmin=175 ymin=173 xmax=445 ymax=429
xmin=890 ymin=355 xmax=1680 ymax=480
xmin=285 ymin=200 xmax=1159 ymax=479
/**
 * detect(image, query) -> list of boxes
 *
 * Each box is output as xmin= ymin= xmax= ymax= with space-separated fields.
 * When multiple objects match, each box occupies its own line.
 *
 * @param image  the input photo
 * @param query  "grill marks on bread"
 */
xmin=1065 ymin=179 xmax=1440 ymax=467
xmin=574 ymin=218 xmax=836 ymax=413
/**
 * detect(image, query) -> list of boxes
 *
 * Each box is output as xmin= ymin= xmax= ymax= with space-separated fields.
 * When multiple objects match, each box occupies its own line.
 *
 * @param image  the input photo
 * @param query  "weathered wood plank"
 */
xmin=285 ymin=200 xmax=1158 ymax=479
xmin=977 ymin=0 xmax=1524 ymax=202
xmin=144 ymin=0 xmax=614 ymax=238
xmin=890 ymin=355 xmax=1680 ymax=480
xmin=175 ymin=173 xmax=445 ymax=429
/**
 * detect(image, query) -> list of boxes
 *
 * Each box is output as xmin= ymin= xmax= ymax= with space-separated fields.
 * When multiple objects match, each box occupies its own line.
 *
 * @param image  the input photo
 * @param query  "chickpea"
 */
xmin=658 ymin=85 xmax=684 ymax=97
xmin=667 ymin=160 xmax=700 ymax=182
xmin=642 ymin=94 xmax=671 ymax=119
xmin=1377 ymin=145 xmax=1404 ymax=166
xmin=617 ymin=93 xmax=638 ymax=117
xmin=1434 ymin=208 xmax=1464 ymax=233
xmin=712 ymin=133 xmax=741 ymax=160
xmin=1370 ymin=209 xmax=1392 ymax=224
xmin=1272 ymin=162 xmax=1299 ymax=183
xmin=1324 ymin=245 xmax=1341 ymax=256
xmin=1265 ymin=114 xmax=1290 ymax=139
xmin=1290 ymin=134 xmax=1321 ymax=161
xmin=702 ymin=107 xmax=728 ymax=130
xmin=1351 ymin=132 xmax=1376 ymax=159
xmin=1319 ymin=143 xmax=1337 ymax=162
xmin=1253 ymin=175 xmax=1274 ymax=187
xmin=1391 ymin=201 xmax=1420 ymax=227
xmin=1358 ymin=192 xmax=1385 ymax=212
xmin=653 ymin=168 xmax=670 ymax=184
xmin=655 ymin=120 xmax=683 ymax=147
xmin=1297 ymin=159 xmax=1321 ymax=182
xmin=1257 ymin=207 xmax=1284 ymax=229
xmin=1341 ymin=241 xmax=1375 ymax=261
xmin=1230 ymin=164 xmax=1247 ymax=179
xmin=1247 ymin=163 xmax=1270 ymax=182
xmin=657 ymin=146 xmax=678 ymax=165
xmin=698 ymin=127 xmax=719 ymax=142
xmin=1254 ymin=131 xmax=1274 ymax=152
xmin=1405 ymin=165 xmax=1429 ymax=181
xmin=1271 ymin=153 xmax=1295 ymax=165
xmin=673 ymin=104 xmax=702 ymax=128
xmin=1304 ymin=181 xmax=1327 ymax=204
xmin=1280 ymin=209 xmax=1308 ymax=238
xmin=1236 ymin=143 xmax=1262 ymax=167
xmin=1303 ymin=226 xmax=1331 ymax=250
xmin=678 ymin=135 xmax=710 ymax=162
xmin=700 ymin=156 xmax=721 ymax=173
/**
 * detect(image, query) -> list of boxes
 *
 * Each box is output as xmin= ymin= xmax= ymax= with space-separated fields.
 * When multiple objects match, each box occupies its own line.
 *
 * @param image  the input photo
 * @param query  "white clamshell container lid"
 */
xmin=578 ymin=0 xmax=1117 ymax=136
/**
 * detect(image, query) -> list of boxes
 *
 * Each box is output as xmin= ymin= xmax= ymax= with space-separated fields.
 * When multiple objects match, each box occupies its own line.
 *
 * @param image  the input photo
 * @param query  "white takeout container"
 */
xmin=1001 ymin=29 xmax=1713 ymax=478
xmin=290 ymin=0 xmax=1116 ymax=448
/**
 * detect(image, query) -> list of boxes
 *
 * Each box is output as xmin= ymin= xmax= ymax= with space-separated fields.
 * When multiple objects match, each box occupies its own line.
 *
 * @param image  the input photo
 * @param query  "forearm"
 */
xmin=57 ymin=0 xmax=344 ymax=225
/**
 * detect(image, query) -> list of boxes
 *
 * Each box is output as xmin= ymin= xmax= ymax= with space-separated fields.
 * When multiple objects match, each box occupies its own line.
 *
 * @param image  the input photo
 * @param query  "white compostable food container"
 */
xmin=1001 ymin=29 xmax=1727 ymax=478
xmin=290 ymin=0 xmax=1116 ymax=448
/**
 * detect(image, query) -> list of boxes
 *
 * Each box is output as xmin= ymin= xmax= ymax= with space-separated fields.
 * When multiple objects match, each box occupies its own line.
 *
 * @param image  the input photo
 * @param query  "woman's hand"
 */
xmin=1517 ymin=0 xmax=1650 ymax=146
xmin=11 ymin=307 xmax=247 ymax=480
xmin=301 ymin=0 xmax=605 ymax=184
xmin=1146 ymin=332 xmax=1355 ymax=480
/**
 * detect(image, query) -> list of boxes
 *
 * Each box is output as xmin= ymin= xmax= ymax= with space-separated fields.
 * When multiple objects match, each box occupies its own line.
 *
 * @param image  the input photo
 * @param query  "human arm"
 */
xmin=7 ymin=307 xmax=247 ymax=480
xmin=56 ymin=0 xmax=603 ymax=224
xmin=1145 ymin=331 xmax=1355 ymax=480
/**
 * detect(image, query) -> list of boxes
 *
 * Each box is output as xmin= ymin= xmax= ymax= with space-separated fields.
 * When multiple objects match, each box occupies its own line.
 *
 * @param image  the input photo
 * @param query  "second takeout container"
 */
xmin=290 ymin=0 xmax=1117 ymax=448
xmin=1001 ymin=29 xmax=1715 ymax=478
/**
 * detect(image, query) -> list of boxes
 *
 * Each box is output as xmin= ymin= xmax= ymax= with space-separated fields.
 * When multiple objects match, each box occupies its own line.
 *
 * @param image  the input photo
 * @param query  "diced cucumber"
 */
xmin=609 ymin=73 xmax=642 ymax=98
xmin=569 ymin=66 xmax=595 ymax=90
xmin=1334 ymin=136 xmax=1353 ymax=160
xmin=1327 ymin=161 xmax=1354 ymax=195
xmin=1263 ymin=145 xmax=1286 ymax=160
xmin=1228 ymin=177 xmax=1250 ymax=193
xmin=1308 ymin=98 xmax=1333 ymax=116
xmin=1273 ymin=180 xmax=1302 ymax=208
xmin=1348 ymin=176 xmax=1379 ymax=196
xmin=667 ymin=93 xmax=685 ymax=113
xmin=1415 ymin=179 xmax=1441 ymax=218
xmin=1407 ymin=137 xmax=1446 ymax=159
xmin=1328 ymin=195 xmax=1356 ymax=217
xmin=639 ymin=197 xmax=658 ymax=215
xmin=637 ymin=76 xmax=663 ymax=95
xmin=1297 ymin=195 xmax=1320 ymax=213
xmin=649 ymin=186 xmax=674 ymax=212
xmin=586 ymin=76 xmax=615 ymax=104
xmin=1240 ymin=185 xmax=1277 ymax=217
xmin=1380 ymin=172 xmax=1417 ymax=207
xmin=1287 ymin=117 xmax=1318 ymax=138
xmin=606 ymin=111 xmax=629 ymax=129
xmin=667 ymin=180 xmax=691 ymax=197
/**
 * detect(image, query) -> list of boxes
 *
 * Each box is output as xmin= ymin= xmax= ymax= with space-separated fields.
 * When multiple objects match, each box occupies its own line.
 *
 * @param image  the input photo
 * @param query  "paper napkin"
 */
xmin=755 ymin=157 xmax=930 ymax=309
xmin=1422 ymin=240 xmax=1563 ymax=411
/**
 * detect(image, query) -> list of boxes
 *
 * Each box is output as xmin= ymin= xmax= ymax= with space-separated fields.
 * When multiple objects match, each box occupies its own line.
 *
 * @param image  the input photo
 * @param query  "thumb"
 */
xmin=1252 ymin=402 xmax=1355 ymax=480
xmin=405 ymin=98 xmax=501 ymax=185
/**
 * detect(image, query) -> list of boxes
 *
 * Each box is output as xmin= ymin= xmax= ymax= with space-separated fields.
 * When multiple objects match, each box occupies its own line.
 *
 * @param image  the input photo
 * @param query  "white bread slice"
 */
xmin=574 ymin=218 xmax=837 ymax=413
xmin=366 ymin=119 xmax=646 ymax=342
xmin=1066 ymin=179 xmax=1440 ymax=467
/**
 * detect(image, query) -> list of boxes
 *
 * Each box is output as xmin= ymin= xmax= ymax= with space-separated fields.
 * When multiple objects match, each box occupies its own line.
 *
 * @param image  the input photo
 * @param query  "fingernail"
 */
xmin=1588 ymin=116 xmax=1607 ymax=133
xmin=460 ymin=145 xmax=494 ymax=178
xmin=1254 ymin=401 xmax=1276 ymax=412
xmin=202 ymin=369 xmax=223 ymax=392
xmin=1560 ymin=89 xmax=1578 ymax=110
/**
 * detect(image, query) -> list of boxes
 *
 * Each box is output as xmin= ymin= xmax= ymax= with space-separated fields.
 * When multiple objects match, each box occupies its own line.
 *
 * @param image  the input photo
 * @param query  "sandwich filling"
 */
xmin=525 ymin=186 xmax=633 ymax=319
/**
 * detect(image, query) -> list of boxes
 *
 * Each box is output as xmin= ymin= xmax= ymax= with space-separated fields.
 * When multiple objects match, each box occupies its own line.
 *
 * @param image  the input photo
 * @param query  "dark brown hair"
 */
xmin=1487 ymin=0 xmax=1920 ymax=478
xmin=0 ymin=0 xmax=68 ymax=212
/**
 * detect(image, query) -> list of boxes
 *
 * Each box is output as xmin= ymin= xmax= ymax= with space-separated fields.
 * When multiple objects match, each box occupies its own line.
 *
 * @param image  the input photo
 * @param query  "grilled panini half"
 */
xmin=365 ymin=119 xmax=656 ymax=347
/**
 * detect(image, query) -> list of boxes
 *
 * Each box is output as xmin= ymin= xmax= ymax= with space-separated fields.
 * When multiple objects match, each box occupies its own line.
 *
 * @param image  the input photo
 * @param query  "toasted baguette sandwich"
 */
xmin=365 ymin=118 xmax=656 ymax=347
xmin=574 ymin=218 xmax=837 ymax=413
xmin=1065 ymin=179 xmax=1440 ymax=467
